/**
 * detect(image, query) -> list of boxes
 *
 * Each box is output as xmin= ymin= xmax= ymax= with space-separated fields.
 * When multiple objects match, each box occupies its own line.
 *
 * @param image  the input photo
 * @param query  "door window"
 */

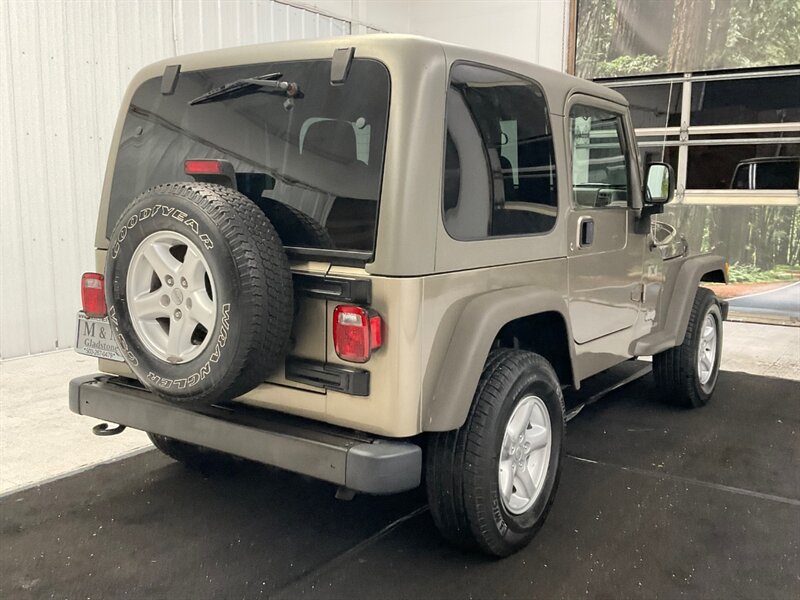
xmin=569 ymin=105 xmax=631 ymax=208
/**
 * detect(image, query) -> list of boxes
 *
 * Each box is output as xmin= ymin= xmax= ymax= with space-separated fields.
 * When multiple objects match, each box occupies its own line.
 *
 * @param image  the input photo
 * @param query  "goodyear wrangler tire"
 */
xmin=105 ymin=182 xmax=293 ymax=405
xmin=426 ymin=349 xmax=565 ymax=557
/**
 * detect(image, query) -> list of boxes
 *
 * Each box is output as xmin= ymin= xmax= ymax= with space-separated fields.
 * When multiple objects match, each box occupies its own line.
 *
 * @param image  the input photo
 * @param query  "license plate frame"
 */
xmin=75 ymin=313 xmax=125 ymax=362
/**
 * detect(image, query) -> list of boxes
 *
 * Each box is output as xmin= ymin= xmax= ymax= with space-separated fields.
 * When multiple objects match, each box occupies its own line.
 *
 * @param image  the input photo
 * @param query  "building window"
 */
xmin=443 ymin=63 xmax=557 ymax=240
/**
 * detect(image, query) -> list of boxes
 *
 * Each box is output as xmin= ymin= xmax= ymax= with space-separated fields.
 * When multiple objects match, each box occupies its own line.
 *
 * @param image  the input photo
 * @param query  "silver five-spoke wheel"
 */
xmin=697 ymin=312 xmax=718 ymax=386
xmin=126 ymin=231 xmax=217 ymax=364
xmin=498 ymin=394 xmax=552 ymax=515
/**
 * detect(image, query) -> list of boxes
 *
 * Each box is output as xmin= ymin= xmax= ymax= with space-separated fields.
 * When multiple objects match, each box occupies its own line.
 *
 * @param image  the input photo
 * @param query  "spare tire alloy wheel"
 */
xmin=106 ymin=182 xmax=294 ymax=405
xmin=127 ymin=230 xmax=217 ymax=364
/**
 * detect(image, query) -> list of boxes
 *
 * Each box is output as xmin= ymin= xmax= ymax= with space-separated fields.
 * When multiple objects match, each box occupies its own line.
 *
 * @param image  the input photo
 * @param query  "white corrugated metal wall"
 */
xmin=0 ymin=0 xmax=355 ymax=359
xmin=1 ymin=0 xmax=567 ymax=360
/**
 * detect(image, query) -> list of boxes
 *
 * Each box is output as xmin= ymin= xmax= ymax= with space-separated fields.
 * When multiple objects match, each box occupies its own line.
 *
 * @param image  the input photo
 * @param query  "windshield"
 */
xmin=108 ymin=58 xmax=390 ymax=256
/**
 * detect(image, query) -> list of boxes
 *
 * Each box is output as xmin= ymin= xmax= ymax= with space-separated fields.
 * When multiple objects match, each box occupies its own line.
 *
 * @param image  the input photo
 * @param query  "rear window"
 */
xmin=108 ymin=59 xmax=390 ymax=256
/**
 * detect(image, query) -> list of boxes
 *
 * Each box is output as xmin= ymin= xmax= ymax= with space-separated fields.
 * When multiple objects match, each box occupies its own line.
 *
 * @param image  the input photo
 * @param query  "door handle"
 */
xmin=578 ymin=216 xmax=594 ymax=247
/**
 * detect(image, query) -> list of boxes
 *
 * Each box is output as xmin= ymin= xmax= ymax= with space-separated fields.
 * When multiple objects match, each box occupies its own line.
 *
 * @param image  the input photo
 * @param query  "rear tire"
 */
xmin=148 ymin=433 xmax=239 ymax=473
xmin=653 ymin=287 xmax=723 ymax=408
xmin=256 ymin=197 xmax=335 ymax=249
xmin=426 ymin=349 xmax=565 ymax=557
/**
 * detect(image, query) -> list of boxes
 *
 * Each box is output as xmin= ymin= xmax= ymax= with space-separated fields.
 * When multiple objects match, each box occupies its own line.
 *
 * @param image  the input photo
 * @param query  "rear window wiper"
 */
xmin=188 ymin=72 xmax=302 ymax=106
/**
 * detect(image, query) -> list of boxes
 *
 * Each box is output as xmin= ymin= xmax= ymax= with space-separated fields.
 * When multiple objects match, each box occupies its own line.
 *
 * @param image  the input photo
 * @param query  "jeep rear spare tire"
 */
xmin=106 ymin=182 xmax=293 ymax=405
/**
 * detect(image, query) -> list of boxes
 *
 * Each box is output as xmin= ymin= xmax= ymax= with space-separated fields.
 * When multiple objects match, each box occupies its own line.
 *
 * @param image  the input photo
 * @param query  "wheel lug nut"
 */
xmin=165 ymin=275 xmax=174 ymax=286
xmin=181 ymin=277 xmax=188 ymax=288
xmin=174 ymin=309 xmax=182 ymax=320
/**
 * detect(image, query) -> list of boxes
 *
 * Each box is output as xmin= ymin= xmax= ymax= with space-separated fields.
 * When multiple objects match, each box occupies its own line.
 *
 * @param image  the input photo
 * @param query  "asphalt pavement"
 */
xmin=2 ymin=369 xmax=798 ymax=599
xmin=728 ymin=281 xmax=800 ymax=323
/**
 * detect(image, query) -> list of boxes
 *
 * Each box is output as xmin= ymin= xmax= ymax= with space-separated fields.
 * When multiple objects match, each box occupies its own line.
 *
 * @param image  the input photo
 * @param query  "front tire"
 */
xmin=653 ymin=287 xmax=723 ymax=408
xmin=426 ymin=349 xmax=565 ymax=557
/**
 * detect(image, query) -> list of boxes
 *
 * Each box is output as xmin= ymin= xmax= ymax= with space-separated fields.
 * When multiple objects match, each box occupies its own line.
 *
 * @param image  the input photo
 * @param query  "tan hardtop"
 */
xmin=95 ymin=34 xmax=625 ymax=251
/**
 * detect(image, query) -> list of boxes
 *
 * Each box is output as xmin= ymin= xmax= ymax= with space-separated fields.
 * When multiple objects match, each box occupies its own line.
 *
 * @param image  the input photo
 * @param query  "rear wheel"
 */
xmin=426 ymin=349 xmax=565 ymax=556
xmin=653 ymin=287 xmax=723 ymax=408
xmin=148 ymin=433 xmax=239 ymax=473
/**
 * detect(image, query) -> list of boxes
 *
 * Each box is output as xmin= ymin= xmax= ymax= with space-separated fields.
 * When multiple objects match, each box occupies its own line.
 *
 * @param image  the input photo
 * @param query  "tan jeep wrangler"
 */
xmin=70 ymin=35 xmax=728 ymax=557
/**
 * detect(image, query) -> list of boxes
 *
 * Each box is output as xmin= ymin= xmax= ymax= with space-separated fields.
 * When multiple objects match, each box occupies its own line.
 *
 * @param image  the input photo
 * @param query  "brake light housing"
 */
xmin=333 ymin=305 xmax=383 ymax=363
xmin=184 ymin=159 xmax=225 ymax=175
xmin=81 ymin=272 xmax=107 ymax=317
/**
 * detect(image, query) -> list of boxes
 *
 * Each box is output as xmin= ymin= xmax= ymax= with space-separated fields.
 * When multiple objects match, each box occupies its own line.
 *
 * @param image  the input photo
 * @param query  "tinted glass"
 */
xmin=612 ymin=83 xmax=682 ymax=129
xmin=756 ymin=160 xmax=800 ymax=189
xmin=109 ymin=59 xmax=390 ymax=253
xmin=687 ymin=143 xmax=800 ymax=189
xmin=443 ymin=64 xmax=557 ymax=240
xmin=569 ymin=106 xmax=631 ymax=208
xmin=690 ymin=75 xmax=800 ymax=126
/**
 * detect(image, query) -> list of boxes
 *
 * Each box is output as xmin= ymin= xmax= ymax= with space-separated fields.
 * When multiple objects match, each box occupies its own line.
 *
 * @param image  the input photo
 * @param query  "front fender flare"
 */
xmin=631 ymin=253 xmax=727 ymax=356
xmin=422 ymin=287 xmax=576 ymax=432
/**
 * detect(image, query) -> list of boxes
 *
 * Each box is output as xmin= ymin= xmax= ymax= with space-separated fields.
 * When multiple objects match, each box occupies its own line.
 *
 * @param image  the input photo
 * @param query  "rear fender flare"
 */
xmin=422 ymin=287 xmax=576 ymax=432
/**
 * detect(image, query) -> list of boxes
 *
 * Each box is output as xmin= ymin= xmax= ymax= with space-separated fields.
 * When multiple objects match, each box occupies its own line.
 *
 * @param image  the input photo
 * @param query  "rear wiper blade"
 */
xmin=188 ymin=72 xmax=301 ymax=106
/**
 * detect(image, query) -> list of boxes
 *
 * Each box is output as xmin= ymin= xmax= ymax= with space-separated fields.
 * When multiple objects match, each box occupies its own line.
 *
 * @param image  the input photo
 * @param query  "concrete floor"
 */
xmin=0 ymin=321 xmax=797 ymax=495
xmin=1 ymin=367 xmax=797 ymax=599
xmin=0 ymin=352 xmax=149 ymax=494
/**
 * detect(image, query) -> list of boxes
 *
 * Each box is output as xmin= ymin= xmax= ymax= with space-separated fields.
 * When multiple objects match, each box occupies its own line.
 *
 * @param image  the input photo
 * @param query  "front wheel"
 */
xmin=426 ymin=349 xmax=566 ymax=557
xmin=653 ymin=287 xmax=723 ymax=408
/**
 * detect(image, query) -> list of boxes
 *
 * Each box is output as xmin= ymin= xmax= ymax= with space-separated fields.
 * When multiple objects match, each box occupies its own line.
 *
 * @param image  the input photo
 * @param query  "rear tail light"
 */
xmin=184 ymin=159 xmax=225 ymax=175
xmin=333 ymin=305 xmax=383 ymax=363
xmin=81 ymin=273 xmax=107 ymax=317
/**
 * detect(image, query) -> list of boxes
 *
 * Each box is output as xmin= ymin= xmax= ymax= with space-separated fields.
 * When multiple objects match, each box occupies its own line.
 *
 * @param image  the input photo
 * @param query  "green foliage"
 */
xmin=727 ymin=262 xmax=798 ymax=283
xmin=594 ymin=54 xmax=665 ymax=77
xmin=719 ymin=0 xmax=800 ymax=70
xmin=576 ymin=0 xmax=800 ymax=77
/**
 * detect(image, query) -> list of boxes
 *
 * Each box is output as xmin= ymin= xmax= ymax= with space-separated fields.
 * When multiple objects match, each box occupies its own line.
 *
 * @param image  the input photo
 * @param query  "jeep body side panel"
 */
xmin=419 ymin=259 xmax=571 ymax=432
xmin=630 ymin=253 xmax=728 ymax=356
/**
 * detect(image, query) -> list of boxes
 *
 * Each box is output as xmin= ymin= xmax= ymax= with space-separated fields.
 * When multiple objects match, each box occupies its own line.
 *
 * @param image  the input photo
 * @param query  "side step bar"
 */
xmin=69 ymin=375 xmax=421 ymax=494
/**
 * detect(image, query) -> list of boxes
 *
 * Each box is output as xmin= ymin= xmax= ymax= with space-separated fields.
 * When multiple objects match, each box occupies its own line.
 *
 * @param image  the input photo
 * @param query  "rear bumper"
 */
xmin=69 ymin=374 xmax=421 ymax=494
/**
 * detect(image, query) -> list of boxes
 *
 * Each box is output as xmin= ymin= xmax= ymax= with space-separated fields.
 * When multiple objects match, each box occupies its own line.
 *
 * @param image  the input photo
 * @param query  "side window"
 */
xmin=569 ymin=106 xmax=631 ymax=208
xmin=443 ymin=64 xmax=558 ymax=240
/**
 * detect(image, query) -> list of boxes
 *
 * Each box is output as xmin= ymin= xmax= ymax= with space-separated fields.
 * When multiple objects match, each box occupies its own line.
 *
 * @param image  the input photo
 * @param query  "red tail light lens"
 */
xmin=81 ymin=273 xmax=107 ymax=317
xmin=184 ymin=159 xmax=224 ymax=175
xmin=333 ymin=305 xmax=383 ymax=363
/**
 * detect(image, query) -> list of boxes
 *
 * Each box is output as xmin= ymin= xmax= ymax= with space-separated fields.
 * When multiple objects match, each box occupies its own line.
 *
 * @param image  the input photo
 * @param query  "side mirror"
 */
xmin=644 ymin=162 xmax=675 ymax=205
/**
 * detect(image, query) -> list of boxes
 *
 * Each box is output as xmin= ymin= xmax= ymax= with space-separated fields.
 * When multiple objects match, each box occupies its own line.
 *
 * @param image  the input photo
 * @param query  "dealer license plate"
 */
xmin=75 ymin=313 xmax=125 ymax=362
